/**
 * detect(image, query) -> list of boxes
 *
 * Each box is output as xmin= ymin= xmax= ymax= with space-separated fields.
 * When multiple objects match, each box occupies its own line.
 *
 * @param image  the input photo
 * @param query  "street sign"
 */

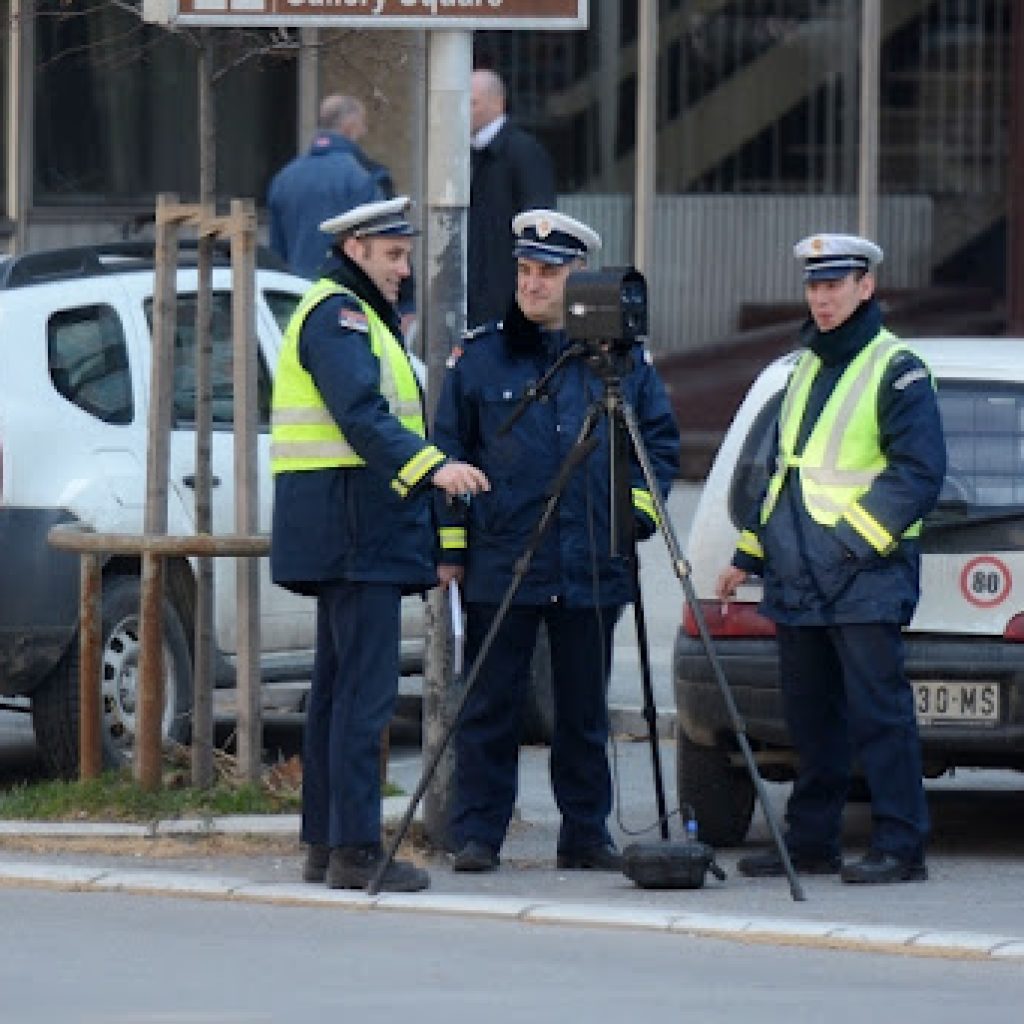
xmin=142 ymin=0 xmax=587 ymax=29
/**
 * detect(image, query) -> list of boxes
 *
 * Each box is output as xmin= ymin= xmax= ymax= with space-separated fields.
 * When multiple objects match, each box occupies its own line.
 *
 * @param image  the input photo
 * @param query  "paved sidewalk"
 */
xmin=1 ymin=739 xmax=1023 ymax=964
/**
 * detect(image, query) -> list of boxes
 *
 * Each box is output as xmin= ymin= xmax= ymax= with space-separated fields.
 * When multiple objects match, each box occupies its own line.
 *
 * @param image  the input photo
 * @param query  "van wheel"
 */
xmin=521 ymin=623 xmax=553 ymax=745
xmin=32 ymin=575 xmax=193 ymax=778
xmin=675 ymin=724 xmax=754 ymax=847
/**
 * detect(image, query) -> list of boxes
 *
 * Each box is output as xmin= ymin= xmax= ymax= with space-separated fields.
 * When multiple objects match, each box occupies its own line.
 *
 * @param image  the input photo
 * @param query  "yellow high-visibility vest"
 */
xmin=270 ymin=279 xmax=425 ymax=479
xmin=761 ymin=329 xmax=927 ymax=554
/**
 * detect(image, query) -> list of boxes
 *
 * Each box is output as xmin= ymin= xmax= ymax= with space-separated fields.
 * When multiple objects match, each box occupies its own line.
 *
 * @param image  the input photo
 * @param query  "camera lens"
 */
xmin=620 ymin=278 xmax=647 ymax=337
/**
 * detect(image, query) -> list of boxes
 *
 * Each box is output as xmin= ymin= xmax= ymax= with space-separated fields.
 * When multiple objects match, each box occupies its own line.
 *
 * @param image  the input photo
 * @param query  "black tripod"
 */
xmin=369 ymin=342 xmax=804 ymax=901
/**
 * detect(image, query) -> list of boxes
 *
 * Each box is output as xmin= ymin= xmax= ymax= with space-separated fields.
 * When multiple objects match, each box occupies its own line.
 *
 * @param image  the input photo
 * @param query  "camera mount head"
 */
xmin=565 ymin=267 xmax=648 ymax=378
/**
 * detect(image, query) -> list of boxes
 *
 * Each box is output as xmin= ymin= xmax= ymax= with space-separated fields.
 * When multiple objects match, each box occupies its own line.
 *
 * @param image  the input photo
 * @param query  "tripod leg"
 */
xmin=368 ymin=422 xmax=603 ymax=895
xmin=617 ymin=398 xmax=806 ymax=902
xmin=629 ymin=551 xmax=671 ymax=840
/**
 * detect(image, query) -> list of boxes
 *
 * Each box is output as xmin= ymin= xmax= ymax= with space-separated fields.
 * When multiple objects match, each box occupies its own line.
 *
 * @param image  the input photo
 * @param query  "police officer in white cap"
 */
xmin=433 ymin=209 xmax=680 ymax=874
xmin=717 ymin=232 xmax=946 ymax=884
xmin=270 ymin=197 xmax=489 ymax=892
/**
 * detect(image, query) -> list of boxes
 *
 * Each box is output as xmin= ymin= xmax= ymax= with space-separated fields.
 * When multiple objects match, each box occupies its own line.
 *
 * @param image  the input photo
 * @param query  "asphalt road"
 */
xmin=2 ymin=887 xmax=1022 ymax=1024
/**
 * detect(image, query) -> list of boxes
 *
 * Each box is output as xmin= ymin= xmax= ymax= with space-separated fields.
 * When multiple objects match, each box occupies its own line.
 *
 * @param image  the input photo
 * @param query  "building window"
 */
xmin=33 ymin=1 xmax=296 ymax=207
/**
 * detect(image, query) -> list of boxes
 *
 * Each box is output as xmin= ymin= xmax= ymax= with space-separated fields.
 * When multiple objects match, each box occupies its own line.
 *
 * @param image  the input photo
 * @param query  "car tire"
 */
xmin=521 ymin=623 xmax=554 ymax=745
xmin=675 ymin=724 xmax=755 ymax=847
xmin=32 ymin=574 xmax=193 ymax=778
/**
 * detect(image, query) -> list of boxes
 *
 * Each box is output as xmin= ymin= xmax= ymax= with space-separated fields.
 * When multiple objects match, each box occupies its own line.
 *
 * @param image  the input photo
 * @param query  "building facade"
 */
xmin=1 ymin=0 xmax=1016 ymax=348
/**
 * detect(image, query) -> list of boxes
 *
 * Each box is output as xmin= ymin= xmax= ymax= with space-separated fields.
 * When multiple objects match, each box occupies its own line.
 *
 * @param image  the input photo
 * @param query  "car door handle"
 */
xmin=182 ymin=474 xmax=221 ymax=489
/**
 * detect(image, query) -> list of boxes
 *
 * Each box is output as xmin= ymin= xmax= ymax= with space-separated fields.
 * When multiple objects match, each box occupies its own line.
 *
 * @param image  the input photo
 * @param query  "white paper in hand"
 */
xmin=449 ymin=580 xmax=465 ymax=675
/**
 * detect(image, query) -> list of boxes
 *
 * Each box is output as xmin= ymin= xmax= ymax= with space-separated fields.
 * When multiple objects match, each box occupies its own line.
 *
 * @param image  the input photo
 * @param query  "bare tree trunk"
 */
xmin=192 ymin=31 xmax=217 ymax=788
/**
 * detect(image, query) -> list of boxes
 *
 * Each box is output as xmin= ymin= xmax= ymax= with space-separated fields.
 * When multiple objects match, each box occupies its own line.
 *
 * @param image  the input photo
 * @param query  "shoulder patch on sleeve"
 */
xmin=339 ymin=310 xmax=369 ymax=332
xmin=461 ymin=324 xmax=488 ymax=341
xmin=337 ymin=295 xmax=369 ymax=333
xmin=892 ymin=367 xmax=930 ymax=391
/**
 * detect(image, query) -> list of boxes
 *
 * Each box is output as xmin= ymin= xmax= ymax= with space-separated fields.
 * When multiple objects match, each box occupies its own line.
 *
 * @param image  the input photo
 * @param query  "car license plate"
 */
xmin=913 ymin=681 xmax=999 ymax=725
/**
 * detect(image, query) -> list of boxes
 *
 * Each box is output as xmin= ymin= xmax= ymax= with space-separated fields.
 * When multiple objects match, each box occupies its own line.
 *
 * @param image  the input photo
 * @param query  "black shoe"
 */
xmin=326 ymin=845 xmax=430 ymax=892
xmin=556 ymin=844 xmax=623 ymax=871
xmin=302 ymin=844 xmax=329 ymax=883
xmin=840 ymin=849 xmax=927 ymax=884
xmin=737 ymin=847 xmax=841 ymax=878
xmin=451 ymin=840 xmax=500 ymax=873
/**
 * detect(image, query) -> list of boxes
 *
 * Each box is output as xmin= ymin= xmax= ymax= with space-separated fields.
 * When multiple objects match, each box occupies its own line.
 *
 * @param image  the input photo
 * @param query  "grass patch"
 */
xmin=0 ymin=746 xmax=403 ymax=823
xmin=0 ymin=771 xmax=302 ymax=822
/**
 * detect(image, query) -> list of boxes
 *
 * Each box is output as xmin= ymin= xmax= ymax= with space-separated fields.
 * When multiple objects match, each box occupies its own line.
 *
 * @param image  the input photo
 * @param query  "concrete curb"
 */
xmin=0 ymin=857 xmax=1022 ymax=963
xmin=3 ymin=808 xmax=1023 ymax=963
xmin=0 ymin=798 xmax=413 ymax=839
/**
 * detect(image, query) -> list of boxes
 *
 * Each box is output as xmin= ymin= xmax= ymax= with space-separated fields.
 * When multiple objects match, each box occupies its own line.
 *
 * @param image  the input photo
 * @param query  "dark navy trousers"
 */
xmin=301 ymin=580 xmax=401 ymax=849
xmin=451 ymin=601 xmax=620 ymax=855
xmin=777 ymin=621 xmax=929 ymax=861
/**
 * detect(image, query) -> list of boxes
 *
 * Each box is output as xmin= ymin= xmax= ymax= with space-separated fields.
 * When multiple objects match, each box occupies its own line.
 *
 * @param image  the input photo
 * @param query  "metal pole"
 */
xmin=421 ymin=30 xmax=472 ymax=848
xmin=298 ymin=28 xmax=319 ymax=152
xmin=634 ymin=0 xmax=657 ymax=274
xmin=598 ymin=3 xmax=621 ymax=191
xmin=857 ymin=0 xmax=881 ymax=240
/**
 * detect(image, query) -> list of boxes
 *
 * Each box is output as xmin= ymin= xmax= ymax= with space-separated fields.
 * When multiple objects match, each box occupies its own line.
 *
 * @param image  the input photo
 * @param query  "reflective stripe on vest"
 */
xmin=270 ymin=279 xmax=425 ymax=474
xmin=761 ymin=329 xmax=924 ymax=540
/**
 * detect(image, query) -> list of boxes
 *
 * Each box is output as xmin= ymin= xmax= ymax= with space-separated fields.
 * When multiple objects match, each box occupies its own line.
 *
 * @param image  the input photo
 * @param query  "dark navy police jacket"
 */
xmin=733 ymin=299 xmax=946 ymax=626
xmin=270 ymin=254 xmax=438 ymax=597
xmin=434 ymin=303 xmax=681 ymax=608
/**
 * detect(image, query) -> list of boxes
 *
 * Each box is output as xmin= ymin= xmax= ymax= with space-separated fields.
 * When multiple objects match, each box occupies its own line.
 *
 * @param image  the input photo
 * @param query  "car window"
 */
xmin=727 ymin=389 xmax=783 ymax=528
xmin=144 ymin=293 xmax=272 ymax=430
xmin=263 ymin=289 xmax=302 ymax=335
xmin=48 ymin=304 xmax=134 ymax=425
xmin=937 ymin=381 xmax=1024 ymax=510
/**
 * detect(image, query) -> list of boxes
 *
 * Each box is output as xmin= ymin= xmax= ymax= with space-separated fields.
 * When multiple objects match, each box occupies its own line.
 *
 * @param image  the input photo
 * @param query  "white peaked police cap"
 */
xmin=793 ymin=233 xmax=883 ymax=281
xmin=319 ymin=196 xmax=419 ymax=238
xmin=512 ymin=209 xmax=602 ymax=265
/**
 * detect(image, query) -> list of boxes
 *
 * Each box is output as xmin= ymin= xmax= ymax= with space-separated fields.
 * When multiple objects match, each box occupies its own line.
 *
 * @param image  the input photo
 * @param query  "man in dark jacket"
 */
xmin=267 ymin=95 xmax=381 ymax=279
xmin=434 ymin=210 xmax=680 ymax=873
xmin=717 ymin=233 xmax=946 ymax=884
xmin=468 ymin=70 xmax=556 ymax=327
xmin=270 ymin=196 xmax=489 ymax=892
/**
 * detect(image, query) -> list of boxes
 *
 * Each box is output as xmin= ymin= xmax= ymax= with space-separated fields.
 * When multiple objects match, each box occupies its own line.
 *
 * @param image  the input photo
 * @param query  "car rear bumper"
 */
xmin=0 ymin=507 xmax=81 ymax=695
xmin=674 ymin=629 xmax=1024 ymax=770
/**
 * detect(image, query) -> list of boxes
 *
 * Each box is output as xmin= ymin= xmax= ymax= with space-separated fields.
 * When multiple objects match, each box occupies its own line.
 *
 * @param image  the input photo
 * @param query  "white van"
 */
xmin=674 ymin=338 xmax=1024 ymax=845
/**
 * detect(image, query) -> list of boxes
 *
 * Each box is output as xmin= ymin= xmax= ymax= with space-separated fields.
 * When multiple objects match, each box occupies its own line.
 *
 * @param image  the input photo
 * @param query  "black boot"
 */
xmin=840 ymin=849 xmax=927 ymax=884
xmin=302 ymin=843 xmax=329 ymax=883
xmin=326 ymin=845 xmax=430 ymax=892
xmin=556 ymin=844 xmax=623 ymax=871
xmin=451 ymin=840 xmax=500 ymax=873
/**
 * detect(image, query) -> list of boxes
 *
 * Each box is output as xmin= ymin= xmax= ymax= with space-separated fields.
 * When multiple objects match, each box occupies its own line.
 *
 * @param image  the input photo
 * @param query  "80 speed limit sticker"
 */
xmin=959 ymin=555 xmax=1012 ymax=608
